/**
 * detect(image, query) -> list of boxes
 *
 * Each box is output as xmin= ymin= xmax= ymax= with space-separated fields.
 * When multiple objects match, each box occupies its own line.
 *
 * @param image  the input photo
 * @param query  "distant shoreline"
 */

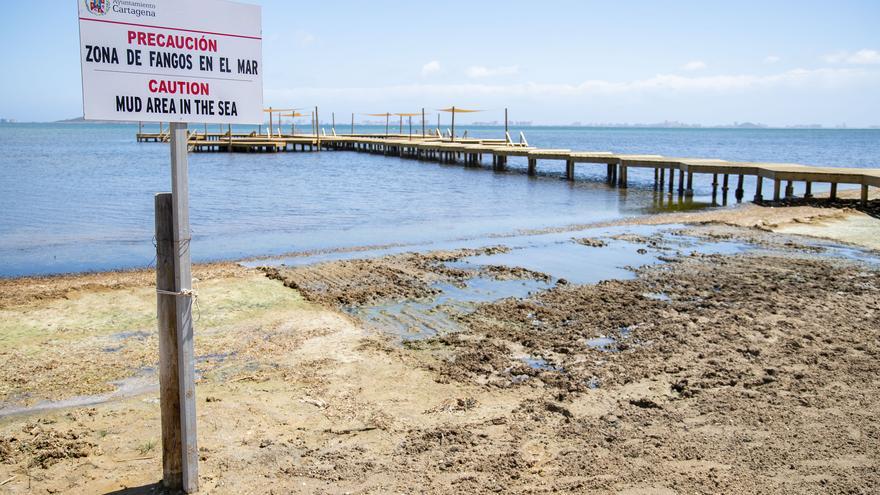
xmin=2 ymin=120 xmax=879 ymax=130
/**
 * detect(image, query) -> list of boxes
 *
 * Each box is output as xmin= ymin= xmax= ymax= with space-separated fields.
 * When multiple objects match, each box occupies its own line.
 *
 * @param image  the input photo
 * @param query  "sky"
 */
xmin=1 ymin=0 xmax=879 ymax=125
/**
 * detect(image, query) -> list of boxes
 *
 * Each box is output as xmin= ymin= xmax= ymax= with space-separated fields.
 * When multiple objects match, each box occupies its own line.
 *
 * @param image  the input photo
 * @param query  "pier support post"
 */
xmin=711 ymin=173 xmax=719 ymax=204
xmin=773 ymin=179 xmax=782 ymax=202
xmin=606 ymin=163 xmax=614 ymax=183
xmin=678 ymin=169 xmax=685 ymax=195
xmin=735 ymin=174 xmax=744 ymax=201
xmin=528 ymin=158 xmax=537 ymax=176
xmin=829 ymin=183 xmax=838 ymax=201
xmin=685 ymin=172 xmax=694 ymax=197
xmin=659 ymin=167 xmax=665 ymax=189
xmin=804 ymin=181 xmax=813 ymax=199
xmin=566 ymin=160 xmax=575 ymax=181
xmin=619 ymin=166 xmax=628 ymax=188
xmin=654 ymin=168 xmax=659 ymax=189
xmin=754 ymin=177 xmax=764 ymax=203
xmin=668 ymin=166 xmax=675 ymax=193
xmin=722 ymin=174 xmax=730 ymax=206
xmin=785 ymin=180 xmax=795 ymax=199
xmin=862 ymin=184 xmax=869 ymax=206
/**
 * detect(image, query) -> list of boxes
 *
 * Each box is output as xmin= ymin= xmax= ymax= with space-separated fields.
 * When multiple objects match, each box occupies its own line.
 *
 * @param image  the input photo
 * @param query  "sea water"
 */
xmin=1 ymin=123 xmax=877 ymax=276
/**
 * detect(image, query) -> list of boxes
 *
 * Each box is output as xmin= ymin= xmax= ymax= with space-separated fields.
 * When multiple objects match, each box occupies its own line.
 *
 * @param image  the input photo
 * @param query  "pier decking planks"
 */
xmin=134 ymin=131 xmax=879 ymax=206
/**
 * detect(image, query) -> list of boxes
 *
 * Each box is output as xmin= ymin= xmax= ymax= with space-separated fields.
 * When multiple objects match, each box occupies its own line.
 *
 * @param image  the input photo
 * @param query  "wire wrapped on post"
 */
xmin=156 ymin=288 xmax=196 ymax=297
xmin=156 ymin=277 xmax=201 ymax=322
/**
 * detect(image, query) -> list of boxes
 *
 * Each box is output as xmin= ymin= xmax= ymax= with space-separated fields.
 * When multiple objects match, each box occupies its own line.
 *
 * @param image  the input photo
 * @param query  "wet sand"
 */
xmin=0 ymin=200 xmax=878 ymax=494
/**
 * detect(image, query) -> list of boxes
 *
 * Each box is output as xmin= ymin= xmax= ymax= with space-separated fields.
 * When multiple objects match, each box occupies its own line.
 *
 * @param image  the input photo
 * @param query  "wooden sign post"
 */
xmin=170 ymin=122 xmax=198 ymax=491
xmin=154 ymin=193 xmax=180 ymax=486
xmin=78 ymin=1 xmax=263 ymax=492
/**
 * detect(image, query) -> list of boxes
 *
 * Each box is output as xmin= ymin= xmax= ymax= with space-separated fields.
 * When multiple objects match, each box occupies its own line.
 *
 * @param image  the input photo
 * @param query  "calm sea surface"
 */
xmin=1 ymin=123 xmax=878 ymax=277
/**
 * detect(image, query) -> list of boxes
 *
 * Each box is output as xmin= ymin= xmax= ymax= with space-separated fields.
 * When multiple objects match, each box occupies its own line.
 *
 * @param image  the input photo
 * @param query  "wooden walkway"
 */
xmin=135 ymin=131 xmax=879 ymax=206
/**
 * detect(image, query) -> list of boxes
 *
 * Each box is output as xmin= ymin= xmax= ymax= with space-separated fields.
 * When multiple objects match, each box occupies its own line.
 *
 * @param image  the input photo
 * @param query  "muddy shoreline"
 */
xmin=0 ymin=203 xmax=878 ymax=493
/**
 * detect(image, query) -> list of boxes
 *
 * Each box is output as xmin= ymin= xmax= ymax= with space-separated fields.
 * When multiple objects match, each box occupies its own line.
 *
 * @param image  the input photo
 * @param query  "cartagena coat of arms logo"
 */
xmin=84 ymin=0 xmax=109 ymax=16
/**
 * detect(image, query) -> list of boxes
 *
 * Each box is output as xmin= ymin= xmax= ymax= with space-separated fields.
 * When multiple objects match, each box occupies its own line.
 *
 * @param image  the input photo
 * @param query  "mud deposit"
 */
xmin=428 ymin=252 xmax=880 ymax=491
xmin=262 ymin=247 xmax=513 ymax=307
xmin=274 ymin=225 xmax=880 ymax=493
xmin=1 ymin=219 xmax=878 ymax=494
xmin=265 ymin=225 xmax=879 ymax=493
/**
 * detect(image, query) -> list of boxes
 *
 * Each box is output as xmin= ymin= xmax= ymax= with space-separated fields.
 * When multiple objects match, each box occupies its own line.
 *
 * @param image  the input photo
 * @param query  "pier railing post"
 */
xmin=268 ymin=107 xmax=273 ymax=137
xmin=451 ymin=106 xmax=456 ymax=142
xmin=315 ymin=106 xmax=321 ymax=152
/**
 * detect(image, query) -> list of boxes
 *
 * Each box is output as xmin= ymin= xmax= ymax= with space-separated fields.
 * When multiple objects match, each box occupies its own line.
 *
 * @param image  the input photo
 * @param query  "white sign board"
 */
xmin=77 ymin=0 xmax=263 ymax=124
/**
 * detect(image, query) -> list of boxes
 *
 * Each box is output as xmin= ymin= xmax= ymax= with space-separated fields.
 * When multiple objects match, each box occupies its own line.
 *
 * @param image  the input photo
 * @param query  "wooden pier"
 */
xmin=136 ymin=129 xmax=879 ymax=206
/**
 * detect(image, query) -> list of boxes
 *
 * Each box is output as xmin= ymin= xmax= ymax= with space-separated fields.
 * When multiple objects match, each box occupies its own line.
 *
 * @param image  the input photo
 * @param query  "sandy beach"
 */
xmin=4 ymin=1 xmax=880 ymax=492
xmin=1 ymin=194 xmax=878 ymax=494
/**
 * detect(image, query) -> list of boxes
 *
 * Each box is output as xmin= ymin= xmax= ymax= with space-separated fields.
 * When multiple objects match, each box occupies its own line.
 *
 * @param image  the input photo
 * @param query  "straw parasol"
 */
xmin=438 ymin=107 xmax=481 ymax=141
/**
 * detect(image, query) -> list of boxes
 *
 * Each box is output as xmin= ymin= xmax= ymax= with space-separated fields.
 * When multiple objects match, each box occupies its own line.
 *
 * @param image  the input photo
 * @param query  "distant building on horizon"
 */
xmin=786 ymin=124 xmax=824 ymax=129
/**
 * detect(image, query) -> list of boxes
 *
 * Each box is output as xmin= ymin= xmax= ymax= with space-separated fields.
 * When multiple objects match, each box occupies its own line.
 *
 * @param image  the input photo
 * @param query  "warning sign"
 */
xmin=78 ymin=0 xmax=263 ymax=123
